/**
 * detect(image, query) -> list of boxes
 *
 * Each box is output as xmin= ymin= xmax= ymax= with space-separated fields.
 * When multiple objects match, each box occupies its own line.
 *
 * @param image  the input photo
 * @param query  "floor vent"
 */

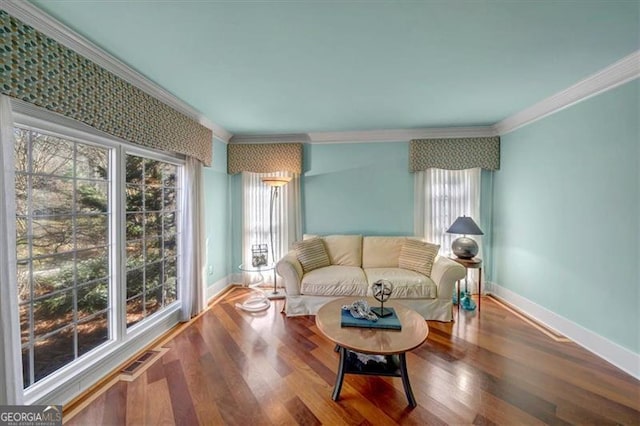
xmin=119 ymin=348 xmax=168 ymax=382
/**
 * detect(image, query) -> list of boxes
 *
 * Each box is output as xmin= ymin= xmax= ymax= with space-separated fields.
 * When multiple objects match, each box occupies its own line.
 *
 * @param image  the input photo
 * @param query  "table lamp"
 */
xmin=446 ymin=216 xmax=483 ymax=259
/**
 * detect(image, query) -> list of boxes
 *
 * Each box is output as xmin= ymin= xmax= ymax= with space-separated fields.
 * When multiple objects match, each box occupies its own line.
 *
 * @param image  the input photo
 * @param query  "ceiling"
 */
xmin=29 ymin=0 xmax=640 ymax=137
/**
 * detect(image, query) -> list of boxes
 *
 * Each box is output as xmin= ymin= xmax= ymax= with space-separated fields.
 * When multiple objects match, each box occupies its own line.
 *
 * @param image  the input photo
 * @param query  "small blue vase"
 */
xmin=460 ymin=291 xmax=476 ymax=311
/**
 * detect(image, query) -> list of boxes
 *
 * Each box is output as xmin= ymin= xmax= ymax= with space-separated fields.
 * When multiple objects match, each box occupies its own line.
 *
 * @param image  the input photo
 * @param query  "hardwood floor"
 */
xmin=65 ymin=288 xmax=640 ymax=425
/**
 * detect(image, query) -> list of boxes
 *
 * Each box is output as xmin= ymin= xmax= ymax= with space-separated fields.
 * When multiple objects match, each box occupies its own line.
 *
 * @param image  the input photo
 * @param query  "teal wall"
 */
xmin=203 ymin=139 xmax=231 ymax=288
xmin=492 ymin=80 xmax=639 ymax=353
xmin=303 ymin=142 xmax=414 ymax=235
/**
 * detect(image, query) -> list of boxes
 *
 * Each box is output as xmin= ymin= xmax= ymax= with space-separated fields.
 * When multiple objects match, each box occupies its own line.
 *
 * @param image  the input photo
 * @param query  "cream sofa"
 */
xmin=276 ymin=235 xmax=466 ymax=321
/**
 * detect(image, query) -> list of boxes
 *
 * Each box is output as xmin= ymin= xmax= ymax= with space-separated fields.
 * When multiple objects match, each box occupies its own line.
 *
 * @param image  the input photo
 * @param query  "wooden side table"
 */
xmin=450 ymin=257 xmax=482 ymax=311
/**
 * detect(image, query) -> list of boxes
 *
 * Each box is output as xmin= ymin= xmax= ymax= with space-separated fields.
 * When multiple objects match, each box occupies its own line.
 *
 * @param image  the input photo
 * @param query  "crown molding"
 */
xmin=229 ymin=133 xmax=309 ymax=144
xmin=308 ymin=126 xmax=497 ymax=143
xmin=494 ymin=50 xmax=640 ymax=136
xmin=230 ymin=126 xmax=497 ymax=145
xmin=1 ymin=0 xmax=232 ymax=143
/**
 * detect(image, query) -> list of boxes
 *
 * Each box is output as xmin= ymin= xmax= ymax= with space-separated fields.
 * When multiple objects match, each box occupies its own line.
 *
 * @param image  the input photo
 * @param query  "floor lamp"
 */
xmin=261 ymin=176 xmax=291 ymax=299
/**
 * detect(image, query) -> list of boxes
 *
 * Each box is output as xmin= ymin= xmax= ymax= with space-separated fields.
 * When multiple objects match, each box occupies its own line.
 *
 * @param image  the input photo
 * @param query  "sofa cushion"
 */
xmin=362 ymin=237 xmax=407 ymax=268
xmin=323 ymin=235 xmax=362 ymax=267
xmin=293 ymin=238 xmax=330 ymax=273
xmin=398 ymin=239 xmax=440 ymax=277
xmin=301 ymin=265 xmax=369 ymax=296
xmin=364 ymin=268 xmax=437 ymax=299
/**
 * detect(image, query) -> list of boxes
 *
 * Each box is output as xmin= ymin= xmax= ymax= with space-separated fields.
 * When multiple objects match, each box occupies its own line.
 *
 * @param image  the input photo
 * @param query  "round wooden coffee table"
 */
xmin=315 ymin=297 xmax=428 ymax=407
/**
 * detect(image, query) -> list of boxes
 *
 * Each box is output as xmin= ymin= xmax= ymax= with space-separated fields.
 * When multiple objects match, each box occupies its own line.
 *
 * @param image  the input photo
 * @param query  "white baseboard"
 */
xmin=206 ymin=275 xmax=235 ymax=303
xmin=485 ymin=282 xmax=640 ymax=380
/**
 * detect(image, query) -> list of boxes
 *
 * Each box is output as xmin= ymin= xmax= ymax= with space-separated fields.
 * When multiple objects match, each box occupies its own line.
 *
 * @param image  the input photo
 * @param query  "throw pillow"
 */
xmin=398 ymin=239 xmax=440 ymax=277
xmin=293 ymin=238 xmax=330 ymax=273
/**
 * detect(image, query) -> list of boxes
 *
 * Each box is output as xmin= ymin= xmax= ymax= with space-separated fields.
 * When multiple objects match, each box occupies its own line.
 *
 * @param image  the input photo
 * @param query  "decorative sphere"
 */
xmin=452 ymin=237 xmax=478 ymax=259
xmin=372 ymin=280 xmax=393 ymax=303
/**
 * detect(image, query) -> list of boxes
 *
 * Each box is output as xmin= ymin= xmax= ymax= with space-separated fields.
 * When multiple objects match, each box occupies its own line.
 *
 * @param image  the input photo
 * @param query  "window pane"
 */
xmin=77 ymin=280 xmax=108 ymax=319
xmin=32 ymin=216 xmax=74 ymax=254
xmin=16 ymin=217 xmax=28 ymax=259
xmin=144 ymin=185 xmax=163 ymax=212
xmin=164 ymin=278 xmax=177 ymax=306
xmin=144 ymin=159 xmax=162 ymax=186
xmin=33 ymin=253 xmax=75 ymax=298
xmin=126 ymin=296 xmax=143 ymax=327
xmin=145 ymin=286 xmax=162 ymax=317
xmin=76 ymin=144 xmax=108 ymax=180
xmin=145 ymin=238 xmax=162 ymax=263
xmin=19 ymin=304 xmax=30 ymax=346
xmin=14 ymin=128 xmax=28 ymax=172
xmin=17 ymin=261 xmax=30 ymax=303
xmin=77 ymin=247 xmax=109 ymax=284
xmin=32 ymin=134 xmax=73 ymax=177
xmin=162 ymin=163 xmax=177 ymax=187
xmin=126 ymin=268 xmax=144 ymax=299
xmin=15 ymin=173 xmax=27 ymax=215
xmin=145 ymin=213 xmax=162 ymax=237
xmin=163 ymin=234 xmax=176 ymax=258
xmin=126 ymin=241 xmax=144 ymax=269
xmin=145 ymin=262 xmax=162 ymax=289
xmin=125 ymin=155 xmax=144 ymax=184
xmin=126 ymin=184 xmax=143 ymax=212
xmin=163 ymin=212 xmax=176 ymax=235
xmin=33 ymin=290 xmax=73 ymax=338
xmin=163 ymin=188 xmax=176 ymax=211
xmin=126 ymin=213 xmax=144 ymax=240
xmin=78 ymin=313 xmax=109 ymax=357
xmin=77 ymin=215 xmax=108 ymax=248
xmin=32 ymin=176 xmax=73 ymax=216
xmin=76 ymin=180 xmax=108 ymax=213
xmin=33 ymin=327 xmax=74 ymax=383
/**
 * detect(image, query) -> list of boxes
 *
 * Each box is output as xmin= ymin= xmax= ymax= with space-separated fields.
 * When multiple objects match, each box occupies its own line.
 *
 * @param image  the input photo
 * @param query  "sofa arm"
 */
xmin=276 ymin=251 xmax=303 ymax=296
xmin=430 ymin=256 xmax=466 ymax=300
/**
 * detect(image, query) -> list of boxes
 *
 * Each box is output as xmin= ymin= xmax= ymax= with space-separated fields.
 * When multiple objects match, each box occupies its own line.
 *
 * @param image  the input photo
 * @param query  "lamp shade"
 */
xmin=261 ymin=176 xmax=292 ymax=187
xmin=446 ymin=216 xmax=483 ymax=235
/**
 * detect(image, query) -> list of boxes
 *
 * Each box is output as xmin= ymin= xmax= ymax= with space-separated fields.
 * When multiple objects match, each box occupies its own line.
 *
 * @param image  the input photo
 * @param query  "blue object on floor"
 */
xmin=460 ymin=291 xmax=476 ymax=311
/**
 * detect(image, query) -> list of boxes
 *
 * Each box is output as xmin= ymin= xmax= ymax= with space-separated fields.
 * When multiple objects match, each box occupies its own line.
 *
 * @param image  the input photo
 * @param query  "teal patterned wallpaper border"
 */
xmin=409 ymin=137 xmax=500 ymax=171
xmin=0 ymin=10 xmax=213 ymax=165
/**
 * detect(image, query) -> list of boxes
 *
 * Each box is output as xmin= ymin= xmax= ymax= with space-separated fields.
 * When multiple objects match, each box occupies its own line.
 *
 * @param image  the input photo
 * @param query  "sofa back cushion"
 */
xmin=293 ymin=238 xmax=330 ymax=273
xmin=362 ymin=237 xmax=407 ymax=268
xmin=323 ymin=235 xmax=362 ymax=267
xmin=398 ymin=239 xmax=440 ymax=277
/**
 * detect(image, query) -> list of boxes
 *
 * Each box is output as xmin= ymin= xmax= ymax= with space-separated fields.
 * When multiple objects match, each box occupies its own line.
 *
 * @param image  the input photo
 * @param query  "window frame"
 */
xmin=12 ymin=100 xmax=184 ymax=403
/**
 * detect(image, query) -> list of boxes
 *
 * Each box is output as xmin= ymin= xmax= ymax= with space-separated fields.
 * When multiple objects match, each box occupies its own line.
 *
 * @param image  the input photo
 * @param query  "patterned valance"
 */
xmin=228 ymin=143 xmax=303 ymax=174
xmin=409 ymin=137 xmax=500 ymax=171
xmin=0 ymin=10 xmax=213 ymax=166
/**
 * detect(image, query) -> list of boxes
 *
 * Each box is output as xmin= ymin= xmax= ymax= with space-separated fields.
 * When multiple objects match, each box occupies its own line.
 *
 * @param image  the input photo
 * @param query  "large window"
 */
xmin=14 ymin=123 xmax=182 ymax=390
xmin=16 ymin=128 xmax=111 ymax=388
xmin=125 ymin=155 xmax=179 ymax=327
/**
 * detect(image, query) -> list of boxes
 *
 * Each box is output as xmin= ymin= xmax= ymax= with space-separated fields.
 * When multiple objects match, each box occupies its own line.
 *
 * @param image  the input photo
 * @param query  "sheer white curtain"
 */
xmin=179 ymin=156 xmax=205 ymax=321
xmin=242 ymin=171 xmax=302 ymax=285
xmin=0 ymin=95 xmax=24 ymax=404
xmin=414 ymin=167 xmax=482 ymax=292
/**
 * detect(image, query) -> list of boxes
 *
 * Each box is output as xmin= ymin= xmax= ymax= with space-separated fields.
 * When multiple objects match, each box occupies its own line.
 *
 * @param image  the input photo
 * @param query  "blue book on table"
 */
xmin=340 ymin=308 xmax=402 ymax=330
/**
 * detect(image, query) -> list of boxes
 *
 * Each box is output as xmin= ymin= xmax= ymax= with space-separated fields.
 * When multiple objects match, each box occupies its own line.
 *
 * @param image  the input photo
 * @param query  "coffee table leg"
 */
xmin=399 ymin=353 xmax=417 ymax=407
xmin=332 ymin=346 xmax=347 ymax=401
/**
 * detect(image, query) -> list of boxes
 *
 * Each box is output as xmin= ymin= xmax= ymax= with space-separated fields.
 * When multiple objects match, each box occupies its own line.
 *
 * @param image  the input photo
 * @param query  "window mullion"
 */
xmin=113 ymin=145 xmax=126 ymax=341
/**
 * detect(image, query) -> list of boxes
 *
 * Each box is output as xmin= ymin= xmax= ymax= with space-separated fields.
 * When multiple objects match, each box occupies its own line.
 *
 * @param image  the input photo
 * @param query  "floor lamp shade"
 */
xmin=446 ymin=216 xmax=483 ymax=259
xmin=260 ymin=176 xmax=292 ymax=299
